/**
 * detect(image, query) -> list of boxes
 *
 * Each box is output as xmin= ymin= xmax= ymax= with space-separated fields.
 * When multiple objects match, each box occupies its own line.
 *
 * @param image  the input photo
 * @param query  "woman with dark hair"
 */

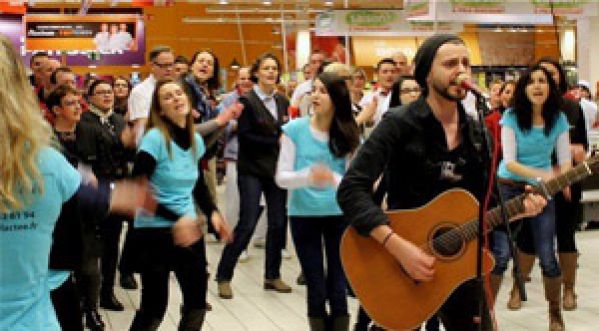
xmin=112 ymin=76 xmax=132 ymax=116
xmin=275 ymin=72 xmax=359 ymax=330
xmin=506 ymin=58 xmax=588 ymax=314
xmin=183 ymin=50 xmax=239 ymax=238
xmin=492 ymin=64 xmax=571 ymax=331
xmin=129 ymin=79 xmax=231 ymax=330
xmin=216 ymin=53 xmax=292 ymax=299
xmin=389 ymin=75 xmax=421 ymax=109
xmin=77 ymin=79 xmax=137 ymax=326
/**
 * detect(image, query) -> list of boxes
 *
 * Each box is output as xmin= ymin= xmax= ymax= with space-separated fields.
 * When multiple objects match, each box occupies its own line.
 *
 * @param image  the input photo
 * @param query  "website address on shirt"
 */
xmin=0 ymin=222 xmax=38 ymax=232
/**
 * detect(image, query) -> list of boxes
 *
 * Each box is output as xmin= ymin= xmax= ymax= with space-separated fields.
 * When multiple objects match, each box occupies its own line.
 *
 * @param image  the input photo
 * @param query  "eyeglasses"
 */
xmin=153 ymin=61 xmax=174 ymax=69
xmin=113 ymin=83 xmax=129 ymax=88
xmin=93 ymin=90 xmax=114 ymax=96
xmin=400 ymin=87 xmax=421 ymax=94
xmin=62 ymin=100 xmax=81 ymax=107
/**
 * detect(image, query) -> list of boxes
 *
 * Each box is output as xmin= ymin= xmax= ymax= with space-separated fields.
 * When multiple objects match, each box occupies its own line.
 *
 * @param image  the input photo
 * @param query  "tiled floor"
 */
xmin=101 ymin=228 xmax=599 ymax=331
xmin=101 ymin=184 xmax=599 ymax=330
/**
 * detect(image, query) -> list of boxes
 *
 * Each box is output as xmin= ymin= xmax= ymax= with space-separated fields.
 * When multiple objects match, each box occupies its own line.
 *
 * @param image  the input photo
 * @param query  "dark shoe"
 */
xmin=179 ymin=308 xmax=206 ymax=331
xmin=84 ymin=309 xmax=105 ymax=331
xmin=297 ymin=272 xmax=306 ymax=285
xmin=130 ymin=311 xmax=162 ymax=331
xmin=100 ymin=291 xmax=125 ymax=311
xmin=309 ymin=317 xmax=327 ymax=331
xmin=264 ymin=278 xmax=292 ymax=293
xmin=120 ymin=273 xmax=138 ymax=290
xmin=332 ymin=315 xmax=350 ymax=331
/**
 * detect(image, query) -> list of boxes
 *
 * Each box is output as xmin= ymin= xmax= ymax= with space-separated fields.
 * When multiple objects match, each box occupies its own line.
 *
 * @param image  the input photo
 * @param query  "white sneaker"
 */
xmin=239 ymin=250 xmax=250 ymax=263
xmin=282 ymin=248 xmax=293 ymax=260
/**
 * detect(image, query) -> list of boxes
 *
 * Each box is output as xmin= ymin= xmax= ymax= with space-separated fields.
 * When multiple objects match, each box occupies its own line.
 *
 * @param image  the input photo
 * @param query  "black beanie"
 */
xmin=413 ymin=34 xmax=464 ymax=95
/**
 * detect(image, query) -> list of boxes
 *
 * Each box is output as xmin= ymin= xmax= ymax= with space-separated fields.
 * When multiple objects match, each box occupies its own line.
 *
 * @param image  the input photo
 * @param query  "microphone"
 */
xmin=454 ymin=74 xmax=483 ymax=98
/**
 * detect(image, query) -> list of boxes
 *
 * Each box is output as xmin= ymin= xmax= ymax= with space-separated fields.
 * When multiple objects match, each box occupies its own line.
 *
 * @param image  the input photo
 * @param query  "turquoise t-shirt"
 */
xmin=282 ymin=117 xmax=346 ymax=216
xmin=134 ymin=128 xmax=206 ymax=228
xmin=497 ymin=108 xmax=570 ymax=183
xmin=0 ymin=147 xmax=81 ymax=331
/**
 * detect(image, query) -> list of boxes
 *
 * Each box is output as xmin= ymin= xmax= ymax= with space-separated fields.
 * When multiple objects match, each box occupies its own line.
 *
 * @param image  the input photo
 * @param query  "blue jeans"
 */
xmin=491 ymin=183 xmax=561 ymax=277
xmin=216 ymin=174 xmax=287 ymax=281
xmin=290 ymin=216 xmax=349 ymax=318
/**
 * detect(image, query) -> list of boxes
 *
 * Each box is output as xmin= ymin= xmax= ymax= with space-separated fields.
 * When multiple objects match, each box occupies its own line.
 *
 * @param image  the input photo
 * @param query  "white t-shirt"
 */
xmin=581 ymin=98 xmax=598 ymax=135
xmin=108 ymin=32 xmax=133 ymax=51
xmin=128 ymin=75 xmax=157 ymax=121
xmin=359 ymin=89 xmax=392 ymax=126
xmin=290 ymin=80 xmax=313 ymax=116
xmin=93 ymin=32 xmax=110 ymax=52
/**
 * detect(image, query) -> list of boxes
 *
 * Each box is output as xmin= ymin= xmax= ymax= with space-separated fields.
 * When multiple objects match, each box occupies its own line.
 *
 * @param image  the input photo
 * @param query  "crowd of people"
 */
xmin=1 ymin=30 xmax=598 ymax=331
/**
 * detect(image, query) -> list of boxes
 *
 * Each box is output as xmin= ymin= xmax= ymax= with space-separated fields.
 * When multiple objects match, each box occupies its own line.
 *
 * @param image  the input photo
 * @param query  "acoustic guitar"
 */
xmin=341 ymin=156 xmax=598 ymax=330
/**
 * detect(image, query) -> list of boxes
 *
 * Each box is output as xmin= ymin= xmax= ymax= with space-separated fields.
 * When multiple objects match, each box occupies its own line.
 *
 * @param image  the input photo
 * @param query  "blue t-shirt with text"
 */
xmin=0 ymin=147 xmax=81 ymax=330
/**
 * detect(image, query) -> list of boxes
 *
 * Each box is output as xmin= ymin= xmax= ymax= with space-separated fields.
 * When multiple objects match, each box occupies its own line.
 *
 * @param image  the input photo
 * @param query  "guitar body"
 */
xmin=341 ymin=189 xmax=495 ymax=330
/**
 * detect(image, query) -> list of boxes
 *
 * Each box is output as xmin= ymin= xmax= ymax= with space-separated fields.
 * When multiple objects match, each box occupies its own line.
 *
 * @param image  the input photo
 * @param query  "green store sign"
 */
xmin=345 ymin=11 xmax=398 ymax=28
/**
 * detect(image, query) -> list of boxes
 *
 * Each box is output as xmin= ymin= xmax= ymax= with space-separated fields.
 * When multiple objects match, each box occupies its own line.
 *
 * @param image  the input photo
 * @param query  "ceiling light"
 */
xmin=262 ymin=1 xmax=272 ymax=5
xmin=324 ymin=1 xmax=333 ymax=6
xmin=218 ymin=0 xmax=228 ymax=4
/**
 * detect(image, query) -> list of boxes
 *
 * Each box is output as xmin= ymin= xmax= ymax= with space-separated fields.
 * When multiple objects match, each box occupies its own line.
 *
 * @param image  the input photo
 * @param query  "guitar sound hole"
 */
xmin=431 ymin=226 xmax=464 ymax=258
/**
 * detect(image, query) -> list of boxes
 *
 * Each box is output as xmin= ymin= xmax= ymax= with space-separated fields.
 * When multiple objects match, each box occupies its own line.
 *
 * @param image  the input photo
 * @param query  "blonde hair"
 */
xmin=0 ymin=34 xmax=54 ymax=212
xmin=147 ymin=79 xmax=197 ymax=159
xmin=324 ymin=62 xmax=351 ymax=78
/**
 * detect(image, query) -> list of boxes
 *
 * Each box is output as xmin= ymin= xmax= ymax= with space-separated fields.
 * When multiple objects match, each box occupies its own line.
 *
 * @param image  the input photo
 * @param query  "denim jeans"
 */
xmin=491 ymin=183 xmax=561 ymax=277
xmin=290 ymin=216 xmax=349 ymax=318
xmin=216 ymin=174 xmax=287 ymax=281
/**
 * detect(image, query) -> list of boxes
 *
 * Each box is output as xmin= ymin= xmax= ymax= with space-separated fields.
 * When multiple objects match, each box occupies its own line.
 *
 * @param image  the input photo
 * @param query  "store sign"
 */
xmin=451 ymin=0 xmax=506 ymax=14
xmin=316 ymin=10 xmax=462 ymax=36
xmin=532 ymin=0 xmax=587 ymax=15
xmin=0 ymin=2 xmax=26 ymax=14
xmin=23 ymin=14 xmax=146 ymax=65
xmin=405 ymin=0 xmax=430 ymax=18
xmin=351 ymin=37 xmax=425 ymax=67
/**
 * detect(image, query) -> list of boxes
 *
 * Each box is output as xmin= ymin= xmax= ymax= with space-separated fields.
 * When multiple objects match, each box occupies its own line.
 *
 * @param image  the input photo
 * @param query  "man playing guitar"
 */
xmin=337 ymin=34 xmax=547 ymax=330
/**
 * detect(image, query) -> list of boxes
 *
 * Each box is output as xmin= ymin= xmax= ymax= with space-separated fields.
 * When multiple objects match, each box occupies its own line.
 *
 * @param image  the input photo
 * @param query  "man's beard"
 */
xmin=432 ymin=81 xmax=466 ymax=102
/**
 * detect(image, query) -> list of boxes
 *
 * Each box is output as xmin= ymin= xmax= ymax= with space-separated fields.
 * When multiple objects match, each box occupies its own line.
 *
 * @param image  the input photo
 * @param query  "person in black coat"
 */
xmin=77 ymin=79 xmax=136 ymax=323
xmin=215 ymin=53 xmax=292 ymax=298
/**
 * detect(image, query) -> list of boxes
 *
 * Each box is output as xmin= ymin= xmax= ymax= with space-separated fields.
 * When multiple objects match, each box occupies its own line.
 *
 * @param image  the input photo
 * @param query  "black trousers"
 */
xmin=134 ymin=228 xmax=208 ymax=323
xmin=51 ymin=273 xmax=84 ymax=331
xmin=437 ymin=279 xmax=492 ymax=331
xmin=101 ymin=213 xmax=124 ymax=291
xmin=118 ymin=217 xmax=138 ymax=276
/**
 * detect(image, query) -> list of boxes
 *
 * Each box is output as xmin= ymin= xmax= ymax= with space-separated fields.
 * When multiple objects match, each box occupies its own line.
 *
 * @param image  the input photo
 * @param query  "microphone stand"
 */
xmin=470 ymin=91 xmax=525 ymax=331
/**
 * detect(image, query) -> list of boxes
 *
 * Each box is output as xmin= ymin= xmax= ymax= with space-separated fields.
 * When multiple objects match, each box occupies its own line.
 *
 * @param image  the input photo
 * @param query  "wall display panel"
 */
xmin=4 ymin=14 xmax=147 ymax=66
xmin=477 ymin=31 xmax=535 ymax=66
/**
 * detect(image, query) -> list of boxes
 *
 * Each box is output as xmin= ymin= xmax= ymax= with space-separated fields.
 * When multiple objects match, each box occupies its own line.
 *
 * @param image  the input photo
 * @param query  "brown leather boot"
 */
xmin=507 ymin=250 xmax=536 ymax=310
xmin=559 ymin=252 xmax=578 ymax=310
xmin=489 ymin=274 xmax=503 ymax=304
xmin=543 ymin=276 xmax=565 ymax=331
xmin=264 ymin=278 xmax=292 ymax=293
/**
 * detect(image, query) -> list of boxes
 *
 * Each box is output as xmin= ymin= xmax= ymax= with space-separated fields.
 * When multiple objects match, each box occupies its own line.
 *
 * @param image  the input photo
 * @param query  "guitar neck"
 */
xmin=460 ymin=159 xmax=594 ymax=241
